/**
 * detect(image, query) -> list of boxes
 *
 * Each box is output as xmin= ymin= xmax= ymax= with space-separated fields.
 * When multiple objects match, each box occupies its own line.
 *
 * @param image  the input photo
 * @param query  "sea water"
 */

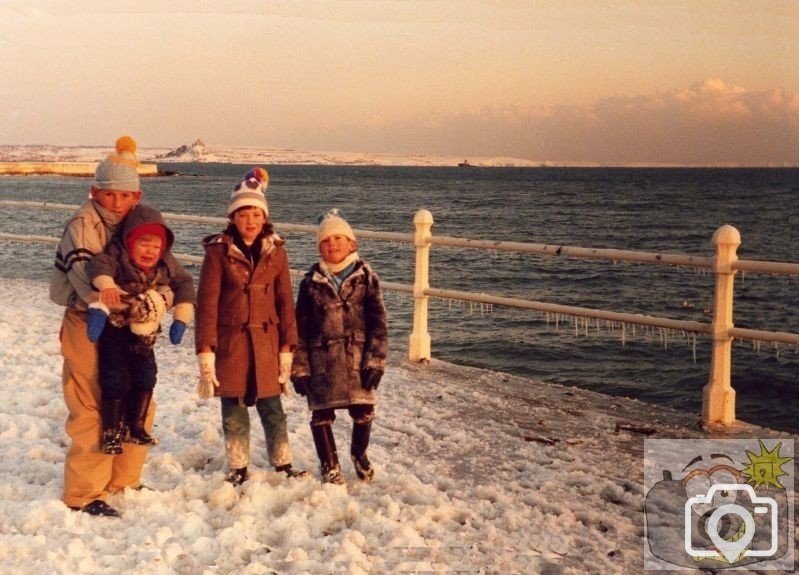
xmin=2 ymin=165 xmax=798 ymax=432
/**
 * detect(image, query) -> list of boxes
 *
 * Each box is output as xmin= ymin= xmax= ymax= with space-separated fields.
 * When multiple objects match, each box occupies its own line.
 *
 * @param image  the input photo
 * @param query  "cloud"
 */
xmin=356 ymin=79 xmax=799 ymax=166
xmin=582 ymin=79 xmax=798 ymax=165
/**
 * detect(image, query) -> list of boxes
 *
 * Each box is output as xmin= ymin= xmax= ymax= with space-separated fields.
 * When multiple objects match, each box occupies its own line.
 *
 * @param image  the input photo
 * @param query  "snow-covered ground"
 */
xmin=0 ymin=278 xmax=795 ymax=575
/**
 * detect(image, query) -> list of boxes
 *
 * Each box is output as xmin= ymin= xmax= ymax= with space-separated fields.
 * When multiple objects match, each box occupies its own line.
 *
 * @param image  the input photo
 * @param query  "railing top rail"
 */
xmin=734 ymin=259 xmax=799 ymax=276
xmin=0 ymin=231 xmax=59 ymax=244
xmin=728 ymin=327 xmax=799 ymax=346
xmin=0 ymin=200 xmax=415 ymax=244
xmin=1 ymin=200 xmax=80 ymax=212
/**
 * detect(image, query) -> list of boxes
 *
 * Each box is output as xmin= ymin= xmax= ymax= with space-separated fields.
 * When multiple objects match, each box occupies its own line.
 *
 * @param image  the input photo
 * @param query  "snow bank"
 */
xmin=0 ymin=278 xmax=794 ymax=574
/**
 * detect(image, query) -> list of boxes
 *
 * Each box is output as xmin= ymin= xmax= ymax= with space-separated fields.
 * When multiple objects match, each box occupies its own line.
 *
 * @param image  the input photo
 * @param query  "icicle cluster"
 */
xmin=542 ymin=313 xmax=700 ymax=361
xmin=736 ymin=339 xmax=799 ymax=358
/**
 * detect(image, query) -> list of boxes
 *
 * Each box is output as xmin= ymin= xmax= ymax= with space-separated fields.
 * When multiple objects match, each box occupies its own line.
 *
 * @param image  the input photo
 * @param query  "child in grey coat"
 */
xmin=292 ymin=209 xmax=388 ymax=484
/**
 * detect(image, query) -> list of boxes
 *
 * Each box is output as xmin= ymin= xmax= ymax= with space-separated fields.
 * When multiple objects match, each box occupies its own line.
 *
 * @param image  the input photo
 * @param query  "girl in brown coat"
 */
xmin=292 ymin=209 xmax=388 ymax=484
xmin=195 ymin=169 xmax=307 ymax=484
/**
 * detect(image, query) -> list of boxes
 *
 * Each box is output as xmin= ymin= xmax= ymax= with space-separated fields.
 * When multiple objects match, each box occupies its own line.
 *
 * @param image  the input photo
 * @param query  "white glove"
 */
xmin=278 ymin=351 xmax=293 ymax=396
xmin=197 ymin=352 xmax=221 ymax=399
xmin=129 ymin=289 xmax=167 ymax=336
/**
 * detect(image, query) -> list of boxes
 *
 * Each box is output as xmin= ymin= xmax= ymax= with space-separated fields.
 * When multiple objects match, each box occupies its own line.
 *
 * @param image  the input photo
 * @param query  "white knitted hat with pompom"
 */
xmin=94 ymin=135 xmax=140 ymax=192
xmin=316 ymin=208 xmax=356 ymax=247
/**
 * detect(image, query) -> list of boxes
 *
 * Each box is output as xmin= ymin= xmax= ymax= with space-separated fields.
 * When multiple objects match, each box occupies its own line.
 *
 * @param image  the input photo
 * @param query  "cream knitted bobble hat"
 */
xmin=94 ymin=135 xmax=140 ymax=192
xmin=316 ymin=208 xmax=356 ymax=247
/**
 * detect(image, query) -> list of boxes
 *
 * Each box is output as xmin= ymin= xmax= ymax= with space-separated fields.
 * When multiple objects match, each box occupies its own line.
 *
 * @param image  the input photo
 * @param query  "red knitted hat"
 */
xmin=126 ymin=223 xmax=167 ymax=258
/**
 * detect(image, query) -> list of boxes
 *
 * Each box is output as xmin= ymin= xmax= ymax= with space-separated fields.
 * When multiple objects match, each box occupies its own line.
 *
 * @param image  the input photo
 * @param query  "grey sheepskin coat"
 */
xmin=292 ymin=260 xmax=388 ymax=410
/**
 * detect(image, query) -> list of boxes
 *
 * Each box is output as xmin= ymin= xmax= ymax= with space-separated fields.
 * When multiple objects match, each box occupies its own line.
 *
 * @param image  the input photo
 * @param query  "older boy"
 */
xmin=50 ymin=136 xmax=162 ymax=517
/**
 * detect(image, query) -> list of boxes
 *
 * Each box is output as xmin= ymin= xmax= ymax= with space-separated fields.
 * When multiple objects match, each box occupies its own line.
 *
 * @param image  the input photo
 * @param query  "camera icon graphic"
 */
xmin=684 ymin=483 xmax=778 ymax=563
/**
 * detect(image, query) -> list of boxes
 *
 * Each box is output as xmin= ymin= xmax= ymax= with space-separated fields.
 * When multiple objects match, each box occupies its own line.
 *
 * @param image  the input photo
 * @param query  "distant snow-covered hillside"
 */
xmin=0 ymin=140 xmax=547 ymax=168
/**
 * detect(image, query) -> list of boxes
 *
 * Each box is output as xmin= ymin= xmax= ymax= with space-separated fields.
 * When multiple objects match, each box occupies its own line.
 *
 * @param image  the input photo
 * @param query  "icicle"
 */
xmin=621 ymin=322 xmax=626 ymax=346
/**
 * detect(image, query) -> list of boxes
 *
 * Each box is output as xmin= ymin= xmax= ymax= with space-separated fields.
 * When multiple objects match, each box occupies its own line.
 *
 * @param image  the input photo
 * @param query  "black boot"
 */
xmin=225 ymin=467 xmax=248 ymax=486
xmin=124 ymin=389 xmax=158 ymax=446
xmin=311 ymin=424 xmax=345 ymax=485
xmin=70 ymin=499 xmax=121 ymax=517
xmin=100 ymin=399 xmax=124 ymax=455
xmin=351 ymin=421 xmax=374 ymax=482
xmin=275 ymin=464 xmax=310 ymax=479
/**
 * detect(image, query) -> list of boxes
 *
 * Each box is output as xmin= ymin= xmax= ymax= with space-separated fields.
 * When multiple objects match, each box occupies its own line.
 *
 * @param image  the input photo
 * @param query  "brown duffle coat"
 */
xmin=195 ymin=232 xmax=298 ymax=399
xmin=292 ymin=260 xmax=388 ymax=411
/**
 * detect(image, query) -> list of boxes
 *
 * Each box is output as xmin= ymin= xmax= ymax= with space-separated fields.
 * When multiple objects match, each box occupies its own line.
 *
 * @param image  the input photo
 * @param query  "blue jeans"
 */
xmin=220 ymin=396 xmax=291 ymax=469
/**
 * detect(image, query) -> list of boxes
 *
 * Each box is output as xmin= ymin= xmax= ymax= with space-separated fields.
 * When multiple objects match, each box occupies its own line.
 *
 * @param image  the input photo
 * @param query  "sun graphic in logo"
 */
xmin=741 ymin=440 xmax=792 ymax=490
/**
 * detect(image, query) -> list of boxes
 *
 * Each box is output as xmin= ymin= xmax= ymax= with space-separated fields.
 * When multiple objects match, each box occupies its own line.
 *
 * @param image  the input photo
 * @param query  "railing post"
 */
xmin=702 ymin=224 xmax=741 ymax=424
xmin=408 ymin=209 xmax=433 ymax=361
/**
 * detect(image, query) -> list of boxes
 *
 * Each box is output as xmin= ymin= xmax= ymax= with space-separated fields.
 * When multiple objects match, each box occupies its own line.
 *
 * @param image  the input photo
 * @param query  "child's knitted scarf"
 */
xmin=319 ymin=251 xmax=360 ymax=292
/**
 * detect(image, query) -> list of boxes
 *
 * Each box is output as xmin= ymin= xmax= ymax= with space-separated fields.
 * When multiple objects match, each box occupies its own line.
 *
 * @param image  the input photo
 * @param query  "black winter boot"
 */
xmin=275 ymin=464 xmax=310 ymax=479
xmin=124 ymin=389 xmax=158 ymax=445
xmin=70 ymin=499 xmax=121 ymax=518
xmin=351 ymin=421 xmax=374 ymax=482
xmin=100 ymin=399 xmax=124 ymax=455
xmin=311 ymin=424 xmax=345 ymax=485
xmin=225 ymin=467 xmax=248 ymax=486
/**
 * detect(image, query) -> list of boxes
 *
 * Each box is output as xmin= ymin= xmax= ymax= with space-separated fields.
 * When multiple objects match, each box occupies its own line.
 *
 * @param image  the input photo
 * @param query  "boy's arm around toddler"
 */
xmin=50 ymin=208 xmax=109 ymax=309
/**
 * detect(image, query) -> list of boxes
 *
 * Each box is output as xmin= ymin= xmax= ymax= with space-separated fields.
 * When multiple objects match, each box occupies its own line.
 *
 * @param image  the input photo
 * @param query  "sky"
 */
xmin=1 ymin=278 xmax=795 ymax=573
xmin=1 ymin=0 xmax=798 ymax=165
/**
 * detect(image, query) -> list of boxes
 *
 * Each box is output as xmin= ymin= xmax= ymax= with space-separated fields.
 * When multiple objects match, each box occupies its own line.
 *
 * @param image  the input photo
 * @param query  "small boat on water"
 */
xmin=457 ymin=159 xmax=474 ymax=167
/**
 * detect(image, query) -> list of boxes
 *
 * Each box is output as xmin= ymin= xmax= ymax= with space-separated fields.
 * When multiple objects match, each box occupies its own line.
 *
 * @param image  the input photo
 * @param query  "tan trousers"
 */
xmin=60 ymin=308 xmax=156 ymax=508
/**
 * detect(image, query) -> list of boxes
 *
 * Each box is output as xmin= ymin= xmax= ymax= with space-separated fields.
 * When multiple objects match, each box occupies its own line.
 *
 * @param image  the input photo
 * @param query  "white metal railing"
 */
xmin=2 ymin=199 xmax=799 ymax=426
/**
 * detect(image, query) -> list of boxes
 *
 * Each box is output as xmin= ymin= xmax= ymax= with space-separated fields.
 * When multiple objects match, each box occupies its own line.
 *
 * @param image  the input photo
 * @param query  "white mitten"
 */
xmin=197 ymin=352 xmax=221 ymax=399
xmin=278 ymin=351 xmax=293 ymax=395
xmin=129 ymin=289 xmax=167 ymax=336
